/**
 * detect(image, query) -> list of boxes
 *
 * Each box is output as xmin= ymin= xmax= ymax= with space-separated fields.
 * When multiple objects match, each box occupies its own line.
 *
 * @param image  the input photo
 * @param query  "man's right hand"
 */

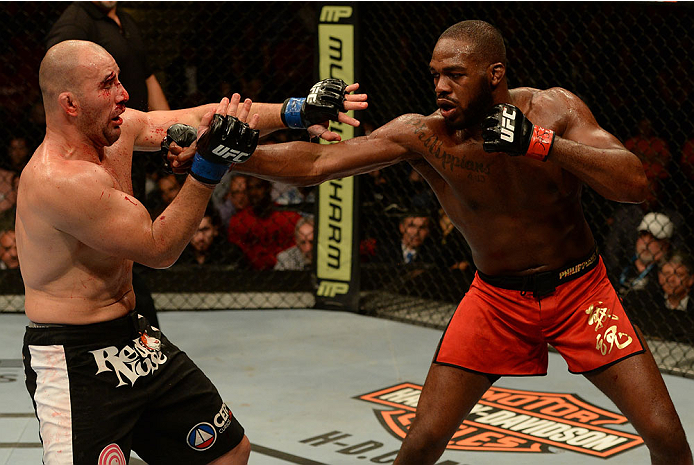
xmin=191 ymin=94 xmax=260 ymax=185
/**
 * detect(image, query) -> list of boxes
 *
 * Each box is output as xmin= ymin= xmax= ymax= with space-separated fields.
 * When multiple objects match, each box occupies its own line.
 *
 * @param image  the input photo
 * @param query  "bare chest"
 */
xmin=102 ymin=144 xmax=135 ymax=195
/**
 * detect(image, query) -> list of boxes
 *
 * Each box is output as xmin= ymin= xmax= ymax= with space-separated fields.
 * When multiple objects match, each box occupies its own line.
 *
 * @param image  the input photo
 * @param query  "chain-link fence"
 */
xmin=1 ymin=2 xmax=693 ymax=376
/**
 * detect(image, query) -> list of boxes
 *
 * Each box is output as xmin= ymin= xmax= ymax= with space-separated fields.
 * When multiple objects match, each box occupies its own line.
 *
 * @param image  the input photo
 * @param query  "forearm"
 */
xmin=548 ymin=137 xmax=648 ymax=203
xmin=145 ymin=176 xmax=214 ymax=268
xmin=247 ymin=103 xmax=285 ymax=136
xmin=146 ymin=75 xmax=170 ymax=111
xmin=174 ymin=102 xmax=285 ymax=133
xmin=236 ymin=136 xmax=406 ymax=186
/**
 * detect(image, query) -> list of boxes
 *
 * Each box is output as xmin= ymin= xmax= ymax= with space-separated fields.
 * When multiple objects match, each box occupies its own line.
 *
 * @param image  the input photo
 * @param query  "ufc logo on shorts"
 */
xmin=500 ymin=107 xmax=516 ymax=142
xmin=212 ymin=145 xmax=249 ymax=163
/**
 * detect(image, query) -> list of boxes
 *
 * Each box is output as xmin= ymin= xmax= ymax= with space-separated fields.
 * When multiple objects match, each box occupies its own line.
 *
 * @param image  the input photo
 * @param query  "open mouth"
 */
xmin=111 ymin=107 xmax=125 ymax=124
xmin=437 ymin=99 xmax=457 ymax=117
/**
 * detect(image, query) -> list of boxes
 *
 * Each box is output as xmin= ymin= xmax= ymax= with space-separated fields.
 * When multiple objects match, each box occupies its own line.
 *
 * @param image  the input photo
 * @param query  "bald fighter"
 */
xmin=171 ymin=20 xmax=692 ymax=465
xmin=17 ymin=40 xmax=365 ymax=465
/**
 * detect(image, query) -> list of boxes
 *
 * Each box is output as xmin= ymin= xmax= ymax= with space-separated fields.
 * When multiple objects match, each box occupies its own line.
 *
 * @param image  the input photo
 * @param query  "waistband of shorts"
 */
xmin=25 ymin=311 xmax=143 ymax=345
xmin=476 ymin=246 xmax=599 ymax=298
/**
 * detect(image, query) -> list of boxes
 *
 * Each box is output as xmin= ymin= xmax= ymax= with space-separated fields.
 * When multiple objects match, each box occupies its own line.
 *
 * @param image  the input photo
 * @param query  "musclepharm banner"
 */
xmin=315 ymin=3 xmax=360 ymax=310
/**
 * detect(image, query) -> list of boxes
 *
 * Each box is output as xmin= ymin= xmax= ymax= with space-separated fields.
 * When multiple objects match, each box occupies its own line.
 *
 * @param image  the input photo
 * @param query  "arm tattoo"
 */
xmin=406 ymin=118 xmax=490 ymax=182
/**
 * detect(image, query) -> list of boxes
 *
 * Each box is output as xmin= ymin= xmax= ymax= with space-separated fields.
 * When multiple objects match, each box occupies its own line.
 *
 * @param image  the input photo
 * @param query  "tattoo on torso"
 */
xmin=408 ymin=118 xmax=489 ymax=183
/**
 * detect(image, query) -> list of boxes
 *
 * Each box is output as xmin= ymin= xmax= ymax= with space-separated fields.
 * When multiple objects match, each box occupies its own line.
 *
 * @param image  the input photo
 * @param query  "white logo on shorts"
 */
xmin=90 ymin=337 xmax=168 ymax=388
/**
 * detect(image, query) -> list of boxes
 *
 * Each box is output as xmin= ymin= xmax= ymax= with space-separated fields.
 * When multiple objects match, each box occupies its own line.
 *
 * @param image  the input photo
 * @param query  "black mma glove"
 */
xmin=191 ymin=114 xmax=259 ymax=185
xmin=281 ymin=78 xmax=348 ymax=129
xmin=482 ymin=103 xmax=555 ymax=161
xmin=160 ymin=123 xmax=197 ymax=173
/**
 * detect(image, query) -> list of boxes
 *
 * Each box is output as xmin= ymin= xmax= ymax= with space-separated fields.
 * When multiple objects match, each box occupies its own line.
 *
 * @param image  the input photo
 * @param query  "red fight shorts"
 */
xmin=435 ymin=257 xmax=644 ymax=376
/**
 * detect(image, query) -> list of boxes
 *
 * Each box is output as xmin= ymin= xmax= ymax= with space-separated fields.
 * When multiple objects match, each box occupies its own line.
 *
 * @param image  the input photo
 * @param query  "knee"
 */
xmin=399 ymin=423 xmax=450 ymax=463
xmin=234 ymin=436 xmax=252 ymax=463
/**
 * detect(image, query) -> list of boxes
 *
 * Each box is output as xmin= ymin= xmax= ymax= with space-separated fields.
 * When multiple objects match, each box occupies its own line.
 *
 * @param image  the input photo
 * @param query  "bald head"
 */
xmin=39 ymin=40 xmax=113 ymax=112
xmin=438 ymin=20 xmax=506 ymax=67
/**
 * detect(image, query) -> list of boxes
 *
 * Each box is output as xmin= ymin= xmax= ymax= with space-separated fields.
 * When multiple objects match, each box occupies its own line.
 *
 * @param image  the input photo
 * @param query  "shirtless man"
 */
xmin=172 ymin=20 xmax=692 ymax=464
xmin=17 ymin=40 xmax=365 ymax=465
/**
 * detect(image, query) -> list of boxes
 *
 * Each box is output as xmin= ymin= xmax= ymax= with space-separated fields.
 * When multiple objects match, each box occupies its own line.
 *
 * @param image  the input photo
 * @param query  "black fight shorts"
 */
xmin=23 ymin=312 xmax=244 ymax=465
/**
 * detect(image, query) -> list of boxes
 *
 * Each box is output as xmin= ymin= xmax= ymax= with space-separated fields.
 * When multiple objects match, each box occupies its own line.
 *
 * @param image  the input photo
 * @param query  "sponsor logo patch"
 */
xmin=90 ymin=336 xmax=168 ymax=388
xmin=187 ymin=422 xmax=217 ymax=451
xmin=357 ymin=383 xmax=644 ymax=458
xmin=98 ymin=443 xmax=126 ymax=464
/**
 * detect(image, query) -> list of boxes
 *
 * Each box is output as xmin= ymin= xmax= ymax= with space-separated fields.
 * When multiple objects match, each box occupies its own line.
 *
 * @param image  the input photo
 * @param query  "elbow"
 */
xmin=628 ymin=164 xmax=649 ymax=203
xmin=136 ymin=249 xmax=181 ymax=270
xmin=616 ymin=164 xmax=649 ymax=204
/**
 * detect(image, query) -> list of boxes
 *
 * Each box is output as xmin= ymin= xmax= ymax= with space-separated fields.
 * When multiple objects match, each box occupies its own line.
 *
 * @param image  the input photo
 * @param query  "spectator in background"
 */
xmin=0 ymin=229 xmax=18 ymax=270
xmin=275 ymin=216 xmax=314 ymax=270
xmin=614 ymin=212 xmax=673 ymax=297
xmin=658 ymin=251 xmax=694 ymax=315
xmin=177 ymin=206 xmax=246 ymax=268
xmin=216 ymin=174 xmax=249 ymax=233
xmin=2 ymin=136 xmax=31 ymax=172
xmin=228 ymin=177 xmax=301 ymax=270
xmin=624 ymin=250 xmax=694 ymax=343
xmin=378 ymin=213 xmax=437 ymax=267
xmin=0 ymin=170 xmax=18 ymax=231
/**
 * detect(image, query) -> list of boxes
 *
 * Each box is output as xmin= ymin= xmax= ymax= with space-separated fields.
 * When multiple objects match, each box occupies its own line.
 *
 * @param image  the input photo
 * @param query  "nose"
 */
xmin=435 ymin=75 xmax=452 ymax=95
xmin=118 ymin=82 xmax=129 ymax=105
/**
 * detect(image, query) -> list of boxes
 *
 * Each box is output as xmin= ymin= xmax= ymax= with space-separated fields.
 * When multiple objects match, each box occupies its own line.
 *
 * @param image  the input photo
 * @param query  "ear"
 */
xmin=58 ymin=92 xmax=79 ymax=117
xmin=488 ymin=62 xmax=505 ymax=88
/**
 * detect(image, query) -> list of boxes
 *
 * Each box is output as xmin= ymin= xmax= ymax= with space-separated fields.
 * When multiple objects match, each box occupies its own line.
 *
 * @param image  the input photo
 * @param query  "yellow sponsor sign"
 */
xmin=317 ymin=11 xmax=355 ymax=286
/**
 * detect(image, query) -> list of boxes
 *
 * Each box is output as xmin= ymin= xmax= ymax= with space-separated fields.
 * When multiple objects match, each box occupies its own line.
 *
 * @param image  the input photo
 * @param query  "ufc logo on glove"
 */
xmin=211 ymin=145 xmax=250 ymax=163
xmin=500 ymin=107 xmax=516 ymax=142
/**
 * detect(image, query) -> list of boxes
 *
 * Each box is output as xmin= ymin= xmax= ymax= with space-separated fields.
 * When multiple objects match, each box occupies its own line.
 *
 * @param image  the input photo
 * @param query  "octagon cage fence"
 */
xmin=1 ymin=2 xmax=693 ymax=378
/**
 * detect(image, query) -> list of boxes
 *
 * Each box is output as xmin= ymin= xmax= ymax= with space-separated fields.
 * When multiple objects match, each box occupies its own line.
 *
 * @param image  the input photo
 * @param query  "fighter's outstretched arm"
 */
xmin=234 ymin=115 xmax=419 ymax=186
xmin=132 ymin=82 xmax=367 ymax=151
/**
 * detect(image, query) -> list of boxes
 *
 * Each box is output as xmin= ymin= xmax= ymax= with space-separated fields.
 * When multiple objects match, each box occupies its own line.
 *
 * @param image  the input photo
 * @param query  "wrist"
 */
xmin=190 ymin=152 xmax=230 ymax=184
xmin=525 ymin=125 xmax=555 ymax=161
xmin=281 ymin=97 xmax=306 ymax=129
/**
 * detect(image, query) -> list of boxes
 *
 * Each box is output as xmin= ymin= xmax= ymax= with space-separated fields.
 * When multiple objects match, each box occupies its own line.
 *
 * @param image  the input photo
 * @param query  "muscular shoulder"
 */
xmin=22 ymin=148 xmax=114 ymax=216
xmin=512 ymin=87 xmax=594 ymax=136
xmin=371 ymin=112 xmax=450 ymax=150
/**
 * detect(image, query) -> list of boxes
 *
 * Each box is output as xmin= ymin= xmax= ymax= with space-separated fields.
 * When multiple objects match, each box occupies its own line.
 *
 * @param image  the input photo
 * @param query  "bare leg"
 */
xmin=393 ymin=363 xmax=492 ymax=465
xmin=584 ymin=336 xmax=692 ymax=465
xmin=208 ymin=435 xmax=251 ymax=465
